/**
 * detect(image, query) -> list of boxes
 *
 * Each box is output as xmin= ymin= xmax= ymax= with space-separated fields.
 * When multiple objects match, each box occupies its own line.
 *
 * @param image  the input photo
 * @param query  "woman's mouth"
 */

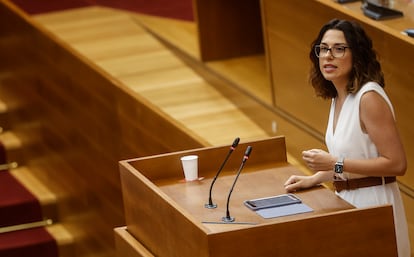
xmin=323 ymin=64 xmax=337 ymax=73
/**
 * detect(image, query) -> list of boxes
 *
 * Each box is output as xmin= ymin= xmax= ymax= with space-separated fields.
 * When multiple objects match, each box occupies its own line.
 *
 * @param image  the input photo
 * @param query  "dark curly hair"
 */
xmin=309 ymin=19 xmax=384 ymax=99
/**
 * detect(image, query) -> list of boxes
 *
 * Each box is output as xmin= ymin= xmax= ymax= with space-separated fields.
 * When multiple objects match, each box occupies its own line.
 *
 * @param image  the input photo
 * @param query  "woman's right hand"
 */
xmin=284 ymin=171 xmax=333 ymax=192
xmin=284 ymin=175 xmax=317 ymax=192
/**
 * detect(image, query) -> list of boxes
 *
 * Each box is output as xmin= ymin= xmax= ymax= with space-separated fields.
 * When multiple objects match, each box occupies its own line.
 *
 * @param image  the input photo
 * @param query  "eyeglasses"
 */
xmin=314 ymin=44 xmax=351 ymax=58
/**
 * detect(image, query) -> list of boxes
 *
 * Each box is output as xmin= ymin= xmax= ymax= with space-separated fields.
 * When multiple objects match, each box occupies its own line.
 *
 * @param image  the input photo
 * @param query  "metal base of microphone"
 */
xmin=222 ymin=216 xmax=235 ymax=223
xmin=204 ymin=203 xmax=218 ymax=209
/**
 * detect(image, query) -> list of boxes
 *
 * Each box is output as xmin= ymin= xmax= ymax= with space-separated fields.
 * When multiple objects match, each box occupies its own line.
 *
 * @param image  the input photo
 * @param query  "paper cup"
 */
xmin=180 ymin=155 xmax=198 ymax=181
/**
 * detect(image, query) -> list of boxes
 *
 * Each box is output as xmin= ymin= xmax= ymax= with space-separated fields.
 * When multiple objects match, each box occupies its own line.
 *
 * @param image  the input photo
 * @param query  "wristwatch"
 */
xmin=334 ymin=156 xmax=344 ymax=174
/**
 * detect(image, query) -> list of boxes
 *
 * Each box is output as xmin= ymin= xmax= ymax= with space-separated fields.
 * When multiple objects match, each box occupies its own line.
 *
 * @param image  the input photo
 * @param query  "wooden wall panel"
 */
xmin=193 ymin=0 xmax=264 ymax=61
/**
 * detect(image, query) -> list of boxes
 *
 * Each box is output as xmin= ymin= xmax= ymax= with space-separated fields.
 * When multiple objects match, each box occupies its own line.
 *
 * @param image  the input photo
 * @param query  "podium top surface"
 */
xmin=154 ymin=163 xmax=352 ymax=232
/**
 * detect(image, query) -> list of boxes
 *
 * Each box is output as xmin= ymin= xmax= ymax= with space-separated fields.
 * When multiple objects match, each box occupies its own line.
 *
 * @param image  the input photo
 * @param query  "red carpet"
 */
xmin=10 ymin=0 xmax=194 ymax=21
xmin=0 ymin=171 xmax=43 ymax=227
xmin=0 ymin=227 xmax=58 ymax=257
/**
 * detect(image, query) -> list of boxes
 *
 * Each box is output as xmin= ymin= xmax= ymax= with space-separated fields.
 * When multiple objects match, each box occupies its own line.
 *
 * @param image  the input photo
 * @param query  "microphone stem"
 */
xmin=223 ymin=145 xmax=251 ymax=222
xmin=208 ymin=149 xmax=233 ymax=205
xmin=224 ymin=160 xmax=246 ymax=220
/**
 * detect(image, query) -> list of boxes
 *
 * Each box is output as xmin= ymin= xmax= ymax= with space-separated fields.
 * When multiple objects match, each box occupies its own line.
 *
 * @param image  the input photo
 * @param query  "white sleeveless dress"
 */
xmin=325 ymin=82 xmax=410 ymax=257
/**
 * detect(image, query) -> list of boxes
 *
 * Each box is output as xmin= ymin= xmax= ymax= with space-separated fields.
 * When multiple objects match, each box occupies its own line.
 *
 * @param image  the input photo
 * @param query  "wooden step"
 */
xmin=0 ymin=170 xmax=43 ymax=227
xmin=0 ymin=129 xmax=44 ymax=169
xmin=0 ymin=224 xmax=58 ymax=257
xmin=0 ymin=99 xmax=8 ymax=133
xmin=0 ymin=130 xmax=23 ymax=166
xmin=0 ymin=222 xmax=74 ymax=257
xmin=0 ymin=89 xmax=26 ymax=133
xmin=0 ymin=161 xmax=74 ymax=257
xmin=10 ymin=166 xmax=59 ymax=222
xmin=46 ymin=223 xmax=75 ymax=257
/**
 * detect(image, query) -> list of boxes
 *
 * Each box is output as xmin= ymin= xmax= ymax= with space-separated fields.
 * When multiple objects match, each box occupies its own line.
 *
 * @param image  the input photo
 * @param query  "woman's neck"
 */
xmin=333 ymin=80 xmax=349 ymax=101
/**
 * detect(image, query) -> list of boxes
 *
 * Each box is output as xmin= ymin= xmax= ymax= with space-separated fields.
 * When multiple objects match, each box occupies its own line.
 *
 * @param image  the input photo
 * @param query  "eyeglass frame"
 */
xmin=314 ymin=44 xmax=351 ymax=58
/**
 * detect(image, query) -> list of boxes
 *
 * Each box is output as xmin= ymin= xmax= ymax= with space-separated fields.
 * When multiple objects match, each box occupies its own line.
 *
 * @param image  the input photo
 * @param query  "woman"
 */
xmin=284 ymin=19 xmax=410 ymax=256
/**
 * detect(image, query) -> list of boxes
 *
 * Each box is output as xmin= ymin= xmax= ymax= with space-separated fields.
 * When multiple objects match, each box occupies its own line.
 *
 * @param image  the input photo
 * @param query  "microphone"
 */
xmin=222 ymin=145 xmax=252 ymax=222
xmin=205 ymin=137 xmax=240 ymax=209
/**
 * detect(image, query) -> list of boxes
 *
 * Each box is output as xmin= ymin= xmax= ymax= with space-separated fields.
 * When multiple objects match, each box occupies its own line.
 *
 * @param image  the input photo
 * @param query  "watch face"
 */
xmin=334 ymin=164 xmax=343 ymax=173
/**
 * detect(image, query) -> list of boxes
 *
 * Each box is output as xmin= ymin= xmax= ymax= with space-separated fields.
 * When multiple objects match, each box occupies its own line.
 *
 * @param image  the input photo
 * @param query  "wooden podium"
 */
xmin=116 ymin=136 xmax=397 ymax=257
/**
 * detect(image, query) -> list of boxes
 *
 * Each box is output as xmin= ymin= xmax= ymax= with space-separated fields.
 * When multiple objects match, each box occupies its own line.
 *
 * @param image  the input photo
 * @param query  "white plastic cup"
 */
xmin=180 ymin=155 xmax=198 ymax=181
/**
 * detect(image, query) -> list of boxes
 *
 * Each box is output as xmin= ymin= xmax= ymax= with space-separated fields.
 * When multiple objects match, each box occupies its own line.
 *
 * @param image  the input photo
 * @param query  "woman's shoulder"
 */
xmin=358 ymin=82 xmax=395 ymax=117
xmin=358 ymin=81 xmax=384 ymax=94
xmin=356 ymin=82 xmax=388 ymax=102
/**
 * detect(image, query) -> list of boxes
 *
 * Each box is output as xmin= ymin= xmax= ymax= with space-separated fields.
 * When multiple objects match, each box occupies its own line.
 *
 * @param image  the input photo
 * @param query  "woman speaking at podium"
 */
xmin=284 ymin=19 xmax=410 ymax=257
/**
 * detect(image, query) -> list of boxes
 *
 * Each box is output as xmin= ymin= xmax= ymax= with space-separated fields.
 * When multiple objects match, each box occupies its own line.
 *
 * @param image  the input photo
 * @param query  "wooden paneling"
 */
xmin=193 ymin=0 xmax=264 ymax=61
xmin=114 ymin=227 xmax=154 ymax=257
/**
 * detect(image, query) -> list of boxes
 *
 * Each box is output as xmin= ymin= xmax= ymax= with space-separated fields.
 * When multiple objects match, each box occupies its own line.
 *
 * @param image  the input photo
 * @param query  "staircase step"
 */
xmin=0 ymin=166 xmax=73 ymax=256
xmin=0 ymin=97 xmax=25 ymax=133
xmin=0 ymin=226 xmax=59 ymax=257
xmin=46 ymin=224 xmax=75 ymax=257
xmin=10 ymin=166 xmax=59 ymax=222
xmin=0 ymin=99 xmax=9 ymax=132
xmin=0 ymin=170 xmax=43 ymax=227
xmin=0 ymin=131 xmax=24 ymax=166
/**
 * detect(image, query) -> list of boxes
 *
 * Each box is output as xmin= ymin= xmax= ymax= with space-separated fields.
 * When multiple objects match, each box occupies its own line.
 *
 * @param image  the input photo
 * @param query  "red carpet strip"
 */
xmin=0 ymin=171 xmax=43 ymax=227
xmin=0 ymin=227 xmax=58 ymax=257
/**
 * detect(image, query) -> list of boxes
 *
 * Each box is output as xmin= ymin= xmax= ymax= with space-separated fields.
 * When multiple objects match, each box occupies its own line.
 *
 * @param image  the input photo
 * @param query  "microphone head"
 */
xmin=242 ymin=146 xmax=252 ymax=163
xmin=231 ymin=137 xmax=240 ymax=148
xmin=244 ymin=146 xmax=252 ymax=157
